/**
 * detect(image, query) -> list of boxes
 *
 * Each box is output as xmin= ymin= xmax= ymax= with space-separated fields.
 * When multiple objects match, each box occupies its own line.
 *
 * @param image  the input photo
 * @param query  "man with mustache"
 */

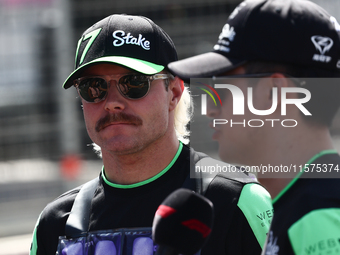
xmin=168 ymin=0 xmax=340 ymax=254
xmin=30 ymin=14 xmax=272 ymax=255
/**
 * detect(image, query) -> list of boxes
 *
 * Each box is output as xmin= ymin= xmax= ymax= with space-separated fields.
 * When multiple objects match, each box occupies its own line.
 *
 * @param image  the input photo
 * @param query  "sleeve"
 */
xmin=29 ymin=213 xmax=41 ymax=255
xmin=236 ymin=183 xmax=273 ymax=248
xmin=288 ymin=208 xmax=340 ymax=255
xmin=203 ymin=177 xmax=273 ymax=254
xmin=29 ymin=189 xmax=79 ymax=255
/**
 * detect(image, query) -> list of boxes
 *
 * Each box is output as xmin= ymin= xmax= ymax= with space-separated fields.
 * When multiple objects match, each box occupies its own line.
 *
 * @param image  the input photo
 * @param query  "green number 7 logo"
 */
xmin=75 ymin=28 xmax=102 ymax=66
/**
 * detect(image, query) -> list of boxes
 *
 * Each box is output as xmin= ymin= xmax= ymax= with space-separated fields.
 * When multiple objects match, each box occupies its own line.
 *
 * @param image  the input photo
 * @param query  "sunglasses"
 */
xmin=73 ymin=73 xmax=173 ymax=103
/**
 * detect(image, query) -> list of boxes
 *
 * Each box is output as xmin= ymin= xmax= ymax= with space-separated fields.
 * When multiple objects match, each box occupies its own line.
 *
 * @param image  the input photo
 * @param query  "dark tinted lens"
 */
xmin=118 ymin=75 xmax=149 ymax=99
xmin=78 ymin=78 xmax=108 ymax=102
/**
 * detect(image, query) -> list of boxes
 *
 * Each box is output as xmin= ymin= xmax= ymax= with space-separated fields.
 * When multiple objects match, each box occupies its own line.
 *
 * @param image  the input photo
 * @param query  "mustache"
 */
xmin=95 ymin=112 xmax=143 ymax=132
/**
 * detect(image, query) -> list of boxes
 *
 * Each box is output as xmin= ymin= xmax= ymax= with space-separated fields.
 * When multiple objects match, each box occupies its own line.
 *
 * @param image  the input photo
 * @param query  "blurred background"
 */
xmin=1 ymin=0 xmax=340 ymax=254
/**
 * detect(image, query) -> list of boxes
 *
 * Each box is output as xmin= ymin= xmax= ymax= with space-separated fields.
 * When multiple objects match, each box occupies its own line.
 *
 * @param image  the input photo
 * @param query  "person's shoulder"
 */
xmin=54 ymin=184 xmax=82 ymax=203
xmin=42 ymin=177 xmax=101 ymax=218
xmin=288 ymin=208 xmax=340 ymax=254
xmin=208 ymin=167 xmax=271 ymax=208
xmin=202 ymin=158 xmax=272 ymax=249
xmin=289 ymin=156 xmax=340 ymax=206
xmin=40 ymin=184 xmax=83 ymax=221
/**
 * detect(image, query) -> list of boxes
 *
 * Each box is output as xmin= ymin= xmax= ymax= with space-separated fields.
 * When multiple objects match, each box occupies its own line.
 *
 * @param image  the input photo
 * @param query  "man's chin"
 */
xmin=99 ymin=138 xmax=142 ymax=155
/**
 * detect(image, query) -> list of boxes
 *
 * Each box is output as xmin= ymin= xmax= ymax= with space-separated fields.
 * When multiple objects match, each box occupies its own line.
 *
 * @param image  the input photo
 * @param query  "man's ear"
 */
xmin=251 ymin=73 xmax=291 ymax=116
xmin=269 ymin=73 xmax=294 ymax=103
xmin=168 ymin=76 xmax=184 ymax=111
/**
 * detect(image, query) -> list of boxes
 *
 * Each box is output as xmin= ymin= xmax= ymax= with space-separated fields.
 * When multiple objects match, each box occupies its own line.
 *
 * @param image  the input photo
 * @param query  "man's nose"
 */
xmin=103 ymin=80 xmax=126 ymax=112
xmin=206 ymin=96 xmax=221 ymax=118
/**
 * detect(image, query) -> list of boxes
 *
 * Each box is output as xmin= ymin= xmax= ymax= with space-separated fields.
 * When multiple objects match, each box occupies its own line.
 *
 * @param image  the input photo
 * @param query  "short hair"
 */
xmin=243 ymin=61 xmax=340 ymax=127
xmin=92 ymin=76 xmax=193 ymax=158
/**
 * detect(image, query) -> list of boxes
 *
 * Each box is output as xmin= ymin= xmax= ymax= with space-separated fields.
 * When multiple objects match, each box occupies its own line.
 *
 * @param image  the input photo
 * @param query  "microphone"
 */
xmin=152 ymin=188 xmax=214 ymax=255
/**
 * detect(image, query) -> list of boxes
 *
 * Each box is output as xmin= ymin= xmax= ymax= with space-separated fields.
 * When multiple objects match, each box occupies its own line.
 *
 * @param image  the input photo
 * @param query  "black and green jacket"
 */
xmin=30 ymin=143 xmax=272 ymax=255
xmin=262 ymin=150 xmax=340 ymax=255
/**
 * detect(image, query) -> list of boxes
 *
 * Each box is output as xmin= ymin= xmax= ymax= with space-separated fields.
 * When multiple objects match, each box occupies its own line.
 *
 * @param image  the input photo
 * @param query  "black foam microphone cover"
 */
xmin=152 ymin=188 xmax=214 ymax=255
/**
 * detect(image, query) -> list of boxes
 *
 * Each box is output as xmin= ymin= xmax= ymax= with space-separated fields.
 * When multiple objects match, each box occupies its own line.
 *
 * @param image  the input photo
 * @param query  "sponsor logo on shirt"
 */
xmin=264 ymin=231 xmax=279 ymax=255
xmin=257 ymin=209 xmax=274 ymax=227
xmin=304 ymin=237 xmax=340 ymax=254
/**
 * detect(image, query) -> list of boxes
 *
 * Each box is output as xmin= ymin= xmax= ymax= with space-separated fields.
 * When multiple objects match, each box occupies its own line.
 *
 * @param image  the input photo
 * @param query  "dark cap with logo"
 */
xmin=168 ymin=0 xmax=340 ymax=81
xmin=63 ymin=14 xmax=177 ymax=89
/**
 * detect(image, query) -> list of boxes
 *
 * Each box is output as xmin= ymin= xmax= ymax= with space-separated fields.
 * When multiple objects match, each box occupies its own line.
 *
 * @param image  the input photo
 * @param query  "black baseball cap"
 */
xmin=168 ymin=0 xmax=340 ymax=81
xmin=63 ymin=14 xmax=177 ymax=89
